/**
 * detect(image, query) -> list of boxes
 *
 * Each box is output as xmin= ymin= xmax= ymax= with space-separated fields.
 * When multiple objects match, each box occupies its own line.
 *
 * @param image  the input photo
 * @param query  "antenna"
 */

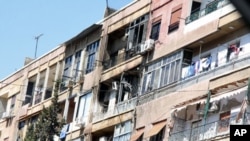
xmin=106 ymin=0 xmax=109 ymax=7
xmin=34 ymin=33 xmax=43 ymax=59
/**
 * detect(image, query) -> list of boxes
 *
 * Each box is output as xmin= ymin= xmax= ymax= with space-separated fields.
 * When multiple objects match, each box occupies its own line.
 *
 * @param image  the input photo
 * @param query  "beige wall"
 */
xmin=136 ymin=80 xmax=209 ymax=129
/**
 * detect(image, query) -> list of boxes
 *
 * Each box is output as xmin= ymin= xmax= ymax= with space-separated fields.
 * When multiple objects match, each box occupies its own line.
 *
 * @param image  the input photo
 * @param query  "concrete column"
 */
xmin=41 ymin=67 xmax=50 ymax=101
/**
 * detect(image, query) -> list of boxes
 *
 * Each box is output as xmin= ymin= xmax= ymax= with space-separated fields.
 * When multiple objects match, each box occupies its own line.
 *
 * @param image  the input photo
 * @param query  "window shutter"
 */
xmin=170 ymin=5 xmax=182 ymax=25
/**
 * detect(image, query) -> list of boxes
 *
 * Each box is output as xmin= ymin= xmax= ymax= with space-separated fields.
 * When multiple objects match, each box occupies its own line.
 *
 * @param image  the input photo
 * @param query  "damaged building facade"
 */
xmin=1 ymin=0 xmax=250 ymax=141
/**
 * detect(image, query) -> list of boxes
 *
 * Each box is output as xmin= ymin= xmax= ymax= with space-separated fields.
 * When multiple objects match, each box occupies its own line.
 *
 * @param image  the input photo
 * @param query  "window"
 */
xmin=63 ymin=55 xmax=73 ymax=79
xmin=190 ymin=120 xmax=202 ymax=141
xmin=86 ymin=40 xmax=99 ymax=74
xmin=18 ymin=120 xmax=26 ymax=130
xmin=34 ymin=86 xmax=43 ymax=105
xmin=127 ymin=14 xmax=149 ymax=51
xmin=150 ymin=22 xmax=161 ymax=40
xmin=149 ymin=127 xmax=165 ymax=141
xmin=76 ymin=92 xmax=92 ymax=123
xmin=10 ymin=95 xmax=16 ymax=110
xmin=73 ymin=50 xmax=82 ymax=79
xmin=218 ymin=111 xmax=230 ymax=133
xmin=141 ymin=52 xmax=182 ymax=94
xmin=113 ymin=120 xmax=133 ymax=141
xmin=23 ymin=82 xmax=35 ymax=105
xmin=168 ymin=5 xmax=182 ymax=33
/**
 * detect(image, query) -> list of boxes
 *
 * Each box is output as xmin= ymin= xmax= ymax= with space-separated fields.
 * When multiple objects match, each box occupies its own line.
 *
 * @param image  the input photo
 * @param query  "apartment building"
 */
xmin=0 ymin=0 xmax=250 ymax=141
xmin=0 ymin=46 xmax=65 ymax=141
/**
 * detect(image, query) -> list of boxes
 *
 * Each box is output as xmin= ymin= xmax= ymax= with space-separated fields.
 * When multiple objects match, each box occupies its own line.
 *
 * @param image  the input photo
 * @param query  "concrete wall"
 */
xmin=136 ymin=80 xmax=209 ymax=127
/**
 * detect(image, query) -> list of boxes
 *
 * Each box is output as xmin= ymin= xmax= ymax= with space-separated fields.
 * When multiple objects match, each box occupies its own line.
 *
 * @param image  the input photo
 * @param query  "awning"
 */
xmin=130 ymin=128 xmax=144 ymax=141
xmin=144 ymin=120 xmax=167 ymax=138
xmin=210 ymin=86 xmax=247 ymax=102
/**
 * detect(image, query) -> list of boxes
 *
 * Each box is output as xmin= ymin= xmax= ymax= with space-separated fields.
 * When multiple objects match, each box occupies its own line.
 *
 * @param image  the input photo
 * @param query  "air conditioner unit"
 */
xmin=112 ymin=81 xmax=118 ymax=90
xmin=144 ymin=39 xmax=155 ymax=52
xmin=2 ymin=111 xmax=13 ymax=119
xmin=64 ymin=80 xmax=74 ymax=88
xmin=140 ymin=39 xmax=155 ymax=53
xmin=75 ymin=117 xmax=85 ymax=127
xmin=99 ymin=136 xmax=108 ymax=141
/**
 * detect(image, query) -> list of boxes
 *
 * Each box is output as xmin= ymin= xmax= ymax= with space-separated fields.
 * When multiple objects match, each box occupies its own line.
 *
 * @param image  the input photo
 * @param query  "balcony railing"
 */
xmin=93 ymin=98 xmax=137 ymax=122
xmin=185 ymin=0 xmax=230 ymax=24
xmin=169 ymin=115 xmax=250 ymax=141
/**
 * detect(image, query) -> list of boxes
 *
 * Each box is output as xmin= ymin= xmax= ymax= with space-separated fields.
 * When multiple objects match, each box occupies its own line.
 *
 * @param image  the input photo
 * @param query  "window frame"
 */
xmin=76 ymin=92 xmax=92 ymax=123
xmin=73 ymin=50 xmax=82 ymax=79
xmin=150 ymin=21 xmax=161 ymax=40
xmin=85 ymin=40 xmax=99 ymax=74
xmin=113 ymin=120 xmax=133 ymax=141
xmin=141 ymin=51 xmax=182 ymax=94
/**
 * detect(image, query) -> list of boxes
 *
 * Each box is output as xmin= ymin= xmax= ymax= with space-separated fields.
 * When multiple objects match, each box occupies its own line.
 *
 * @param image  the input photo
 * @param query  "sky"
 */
xmin=0 ymin=0 xmax=133 ymax=80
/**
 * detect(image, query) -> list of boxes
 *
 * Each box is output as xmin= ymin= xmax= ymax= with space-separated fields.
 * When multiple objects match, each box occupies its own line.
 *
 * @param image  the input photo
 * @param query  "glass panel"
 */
xmin=163 ymin=64 xmax=170 ymax=85
xmin=82 ymin=93 xmax=92 ymax=122
xmin=77 ymin=96 xmax=86 ymax=119
xmin=160 ymin=66 xmax=165 ymax=87
xmin=153 ymin=68 xmax=160 ymax=89
xmin=174 ymin=60 xmax=181 ymax=82
xmin=169 ymin=62 xmax=176 ymax=83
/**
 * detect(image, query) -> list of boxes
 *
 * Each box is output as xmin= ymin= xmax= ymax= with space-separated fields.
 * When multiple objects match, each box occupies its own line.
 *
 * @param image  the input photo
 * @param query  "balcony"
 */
xmin=138 ymin=50 xmax=250 ymax=105
xmin=169 ymin=114 xmax=249 ymax=141
xmin=185 ymin=0 xmax=230 ymax=24
xmin=93 ymin=97 xmax=137 ymax=122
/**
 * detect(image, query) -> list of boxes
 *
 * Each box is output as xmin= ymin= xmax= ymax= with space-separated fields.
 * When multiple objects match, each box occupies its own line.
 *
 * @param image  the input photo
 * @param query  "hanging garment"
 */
xmin=201 ymin=56 xmax=212 ymax=72
xmin=194 ymin=60 xmax=200 ymax=75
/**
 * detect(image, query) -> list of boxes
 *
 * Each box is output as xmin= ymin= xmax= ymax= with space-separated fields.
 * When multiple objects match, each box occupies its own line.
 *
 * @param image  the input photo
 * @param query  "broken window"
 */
xmin=127 ymin=14 xmax=149 ymax=51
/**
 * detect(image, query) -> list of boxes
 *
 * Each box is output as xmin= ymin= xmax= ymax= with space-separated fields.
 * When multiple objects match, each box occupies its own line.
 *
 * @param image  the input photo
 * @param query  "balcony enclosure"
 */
xmin=103 ymin=14 xmax=149 ymax=70
xmin=181 ymin=33 xmax=250 ymax=81
xmin=186 ymin=0 xmax=230 ymax=24
xmin=141 ymin=49 xmax=192 ymax=95
xmin=169 ymin=87 xmax=248 ymax=141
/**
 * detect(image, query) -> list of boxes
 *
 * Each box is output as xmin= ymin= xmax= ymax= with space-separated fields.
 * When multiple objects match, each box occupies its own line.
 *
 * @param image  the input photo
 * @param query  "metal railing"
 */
xmin=169 ymin=114 xmax=250 ymax=141
xmin=185 ymin=0 xmax=230 ymax=24
xmin=93 ymin=97 xmax=137 ymax=122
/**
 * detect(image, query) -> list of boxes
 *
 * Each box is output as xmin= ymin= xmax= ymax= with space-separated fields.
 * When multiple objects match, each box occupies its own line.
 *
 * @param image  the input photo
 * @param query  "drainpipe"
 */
xmin=202 ymin=90 xmax=211 ymax=139
xmin=203 ymin=90 xmax=211 ymax=121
